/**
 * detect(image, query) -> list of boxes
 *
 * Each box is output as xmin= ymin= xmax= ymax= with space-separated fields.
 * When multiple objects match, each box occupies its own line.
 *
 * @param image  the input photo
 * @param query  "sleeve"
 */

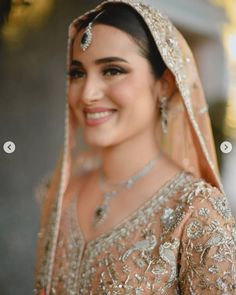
xmin=179 ymin=182 xmax=236 ymax=294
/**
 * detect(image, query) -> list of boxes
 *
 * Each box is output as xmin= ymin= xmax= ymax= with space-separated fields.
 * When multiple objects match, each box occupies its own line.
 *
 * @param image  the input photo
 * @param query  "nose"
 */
xmin=79 ymin=74 xmax=103 ymax=105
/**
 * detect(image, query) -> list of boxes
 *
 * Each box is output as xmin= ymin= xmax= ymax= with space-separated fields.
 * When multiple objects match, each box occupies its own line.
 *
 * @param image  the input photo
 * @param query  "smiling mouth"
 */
xmin=85 ymin=110 xmax=115 ymax=120
xmin=84 ymin=110 xmax=117 ymax=126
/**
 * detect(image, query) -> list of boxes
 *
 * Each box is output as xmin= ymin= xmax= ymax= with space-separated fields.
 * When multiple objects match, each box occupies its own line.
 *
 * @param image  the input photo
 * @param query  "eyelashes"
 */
xmin=103 ymin=67 xmax=127 ymax=76
xmin=67 ymin=69 xmax=84 ymax=79
xmin=67 ymin=65 xmax=128 ymax=80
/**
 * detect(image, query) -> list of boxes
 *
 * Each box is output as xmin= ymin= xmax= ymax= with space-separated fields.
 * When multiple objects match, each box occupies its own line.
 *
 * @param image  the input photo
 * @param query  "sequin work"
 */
xmin=36 ymin=172 xmax=236 ymax=294
xmin=33 ymin=0 xmax=236 ymax=293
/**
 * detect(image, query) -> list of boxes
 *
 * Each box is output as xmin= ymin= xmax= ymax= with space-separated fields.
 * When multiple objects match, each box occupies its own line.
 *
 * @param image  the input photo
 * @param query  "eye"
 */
xmin=103 ymin=67 xmax=126 ymax=77
xmin=67 ymin=69 xmax=85 ymax=79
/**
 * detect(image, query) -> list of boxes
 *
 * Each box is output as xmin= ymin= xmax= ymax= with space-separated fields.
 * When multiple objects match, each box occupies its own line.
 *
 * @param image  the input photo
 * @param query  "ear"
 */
xmin=158 ymin=69 xmax=176 ymax=98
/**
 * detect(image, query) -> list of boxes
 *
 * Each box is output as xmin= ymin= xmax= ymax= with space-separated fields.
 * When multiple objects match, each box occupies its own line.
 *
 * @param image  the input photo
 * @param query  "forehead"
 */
xmin=73 ymin=24 xmax=140 ymax=59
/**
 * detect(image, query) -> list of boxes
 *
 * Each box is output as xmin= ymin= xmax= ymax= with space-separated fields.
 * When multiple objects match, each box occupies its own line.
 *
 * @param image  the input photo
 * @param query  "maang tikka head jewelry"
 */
xmin=80 ymin=10 xmax=104 ymax=51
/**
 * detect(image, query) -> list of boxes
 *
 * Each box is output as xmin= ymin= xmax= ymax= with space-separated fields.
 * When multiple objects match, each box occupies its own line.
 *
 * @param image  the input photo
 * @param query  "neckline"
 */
xmin=71 ymin=170 xmax=187 ymax=247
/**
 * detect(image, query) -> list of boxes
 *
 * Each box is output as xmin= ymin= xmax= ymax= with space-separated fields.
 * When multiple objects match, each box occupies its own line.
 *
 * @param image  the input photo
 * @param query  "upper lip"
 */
xmin=83 ymin=107 xmax=117 ymax=113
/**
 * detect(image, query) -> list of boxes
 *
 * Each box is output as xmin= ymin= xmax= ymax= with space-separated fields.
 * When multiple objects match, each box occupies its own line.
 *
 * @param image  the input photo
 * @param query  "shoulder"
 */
xmin=178 ymin=173 xmax=234 ymax=224
xmin=175 ymin=174 xmax=236 ymax=293
xmin=160 ymin=171 xmax=236 ymax=238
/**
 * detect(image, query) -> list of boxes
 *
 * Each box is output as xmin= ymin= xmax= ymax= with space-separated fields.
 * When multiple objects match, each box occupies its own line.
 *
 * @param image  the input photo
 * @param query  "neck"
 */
xmin=99 ymin=128 xmax=161 ymax=183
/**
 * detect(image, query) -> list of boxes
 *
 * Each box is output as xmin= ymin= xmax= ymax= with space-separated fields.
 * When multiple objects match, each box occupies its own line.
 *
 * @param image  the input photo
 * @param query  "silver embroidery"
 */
xmin=38 ymin=170 xmax=236 ymax=294
xmin=161 ymin=208 xmax=174 ymax=223
xmin=208 ymin=265 xmax=218 ymax=274
xmin=121 ymin=234 xmax=157 ymax=262
xmin=216 ymin=277 xmax=228 ymax=292
xmin=232 ymin=225 xmax=236 ymax=244
xmin=161 ymin=205 xmax=185 ymax=234
xmin=187 ymin=220 xmax=204 ymax=240
xmin=198 ymin=207 xmax=210 ymax=218
xmin=210 ymin=195 xmax=232 ymax=220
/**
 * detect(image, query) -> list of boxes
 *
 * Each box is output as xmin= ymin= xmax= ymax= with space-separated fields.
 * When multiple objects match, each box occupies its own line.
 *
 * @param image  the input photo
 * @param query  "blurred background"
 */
xmin=0 ymin=0 xmax=235 ymax=294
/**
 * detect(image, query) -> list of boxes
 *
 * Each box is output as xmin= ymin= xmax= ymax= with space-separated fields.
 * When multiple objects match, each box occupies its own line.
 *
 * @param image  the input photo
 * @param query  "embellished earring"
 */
xmin=80 ymin=10 xmax=104 ymax=51
xmin=160 ymin=96 xmax=168 ymax=134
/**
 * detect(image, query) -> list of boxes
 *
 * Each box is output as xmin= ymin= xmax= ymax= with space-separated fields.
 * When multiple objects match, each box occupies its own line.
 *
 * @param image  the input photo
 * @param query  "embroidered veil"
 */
xmin=34 ymin=1 xmax=229 ymax=293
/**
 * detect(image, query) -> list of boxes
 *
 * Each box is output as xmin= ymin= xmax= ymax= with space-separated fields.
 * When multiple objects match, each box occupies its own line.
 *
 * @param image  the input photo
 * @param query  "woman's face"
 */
xmin=69 ymin=24 xmax=163 ymax=148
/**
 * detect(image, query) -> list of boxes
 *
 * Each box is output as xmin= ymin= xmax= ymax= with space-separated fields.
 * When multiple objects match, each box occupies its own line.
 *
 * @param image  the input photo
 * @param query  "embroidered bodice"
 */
xmin=38 ymin=171 xmax=236 ymax=294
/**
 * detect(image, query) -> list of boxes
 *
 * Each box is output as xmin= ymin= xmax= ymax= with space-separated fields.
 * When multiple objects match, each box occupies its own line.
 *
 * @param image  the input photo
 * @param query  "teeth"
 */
xmin=86 ymin=111 xmax=114 ymax=120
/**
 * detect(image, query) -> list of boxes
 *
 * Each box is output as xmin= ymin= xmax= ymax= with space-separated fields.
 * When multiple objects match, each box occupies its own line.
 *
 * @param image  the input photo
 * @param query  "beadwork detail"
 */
xmin=34 ymin=1 xmax=236 ymax=294
xmin=35 ymin=172 xmax=236 ymax=294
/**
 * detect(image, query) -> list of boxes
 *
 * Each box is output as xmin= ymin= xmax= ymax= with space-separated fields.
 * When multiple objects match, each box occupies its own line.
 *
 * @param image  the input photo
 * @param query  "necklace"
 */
xmin=92 ymin=155 xmax=160 ymax=228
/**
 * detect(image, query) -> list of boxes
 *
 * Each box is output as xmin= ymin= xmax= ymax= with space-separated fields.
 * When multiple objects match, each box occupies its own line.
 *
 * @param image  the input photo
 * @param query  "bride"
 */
xmin=34 ymin=1 xmax=236 ymax=294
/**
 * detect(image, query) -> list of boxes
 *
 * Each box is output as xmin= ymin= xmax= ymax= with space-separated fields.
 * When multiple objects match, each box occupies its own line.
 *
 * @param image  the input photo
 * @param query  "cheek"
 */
xmin=108 ymin=75 xmax=155 ymax=110
xmin=68 ymin=84 xmax=84 ymax=124
xmin=108 ymin=77 xmax=143 ymax=107
xmin=68 ymin=83 xmax=80 ymax=109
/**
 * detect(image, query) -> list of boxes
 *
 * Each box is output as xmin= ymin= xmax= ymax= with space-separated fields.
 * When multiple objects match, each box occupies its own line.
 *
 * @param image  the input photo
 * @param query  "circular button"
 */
xmin=220 ymin=141 xmax=232 ymax=154
xmin=3 ymin=141 xmax=16 ymax=154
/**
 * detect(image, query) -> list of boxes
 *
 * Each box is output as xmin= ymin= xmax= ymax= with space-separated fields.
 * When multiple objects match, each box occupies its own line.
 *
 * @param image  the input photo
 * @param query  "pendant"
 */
xmin=93 ymin=204 xmax=108 ymax=228
xmin=80 ymin=23 xmax=92 ymax=51
xmin=80 ymin=11 xmax=104 ymax=52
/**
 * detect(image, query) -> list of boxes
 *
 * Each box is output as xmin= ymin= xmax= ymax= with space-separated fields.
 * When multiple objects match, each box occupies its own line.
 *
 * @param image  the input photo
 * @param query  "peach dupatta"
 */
xmin=34 ymin=1 xmax=224 ymax=293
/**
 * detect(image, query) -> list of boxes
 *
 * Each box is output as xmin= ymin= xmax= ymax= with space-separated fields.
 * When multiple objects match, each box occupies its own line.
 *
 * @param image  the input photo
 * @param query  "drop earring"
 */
xmin=160 ymin=96 xmax=168 ymax=134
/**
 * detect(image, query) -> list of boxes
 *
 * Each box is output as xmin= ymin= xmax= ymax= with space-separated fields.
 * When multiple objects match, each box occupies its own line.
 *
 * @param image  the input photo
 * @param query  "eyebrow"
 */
xmin=70 ymin=57 xmax=129 ymax=67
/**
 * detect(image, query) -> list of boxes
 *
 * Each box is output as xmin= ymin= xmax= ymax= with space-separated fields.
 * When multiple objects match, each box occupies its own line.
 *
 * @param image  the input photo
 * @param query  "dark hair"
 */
xmin=78 ymin=3 xmax=167 ymax=78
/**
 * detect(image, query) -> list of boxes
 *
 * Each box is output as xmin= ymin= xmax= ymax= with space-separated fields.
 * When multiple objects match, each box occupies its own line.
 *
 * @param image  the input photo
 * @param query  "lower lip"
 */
xmin=85 ymin=111 xmax=116 ymax=126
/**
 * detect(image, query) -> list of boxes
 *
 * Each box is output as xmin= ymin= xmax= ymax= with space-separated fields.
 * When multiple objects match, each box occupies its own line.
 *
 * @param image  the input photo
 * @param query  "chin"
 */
xmin=84 ymin=135 xmax=114 ymax=149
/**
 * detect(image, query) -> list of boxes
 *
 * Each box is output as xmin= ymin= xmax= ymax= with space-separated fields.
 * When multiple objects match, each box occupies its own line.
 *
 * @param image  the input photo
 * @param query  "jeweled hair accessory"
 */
xmin=80 ymin=10 xmax=104 ymax=51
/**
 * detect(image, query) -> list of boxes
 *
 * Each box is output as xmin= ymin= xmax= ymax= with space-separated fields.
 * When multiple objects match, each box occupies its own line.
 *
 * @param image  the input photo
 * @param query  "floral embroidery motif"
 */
xmin=198 ymin=207 xmax=210 ymax=217
xmin=210 ymin=195 xmax=232 ymax=220
xmin=186 ymin=219 xmax=204 ymax=239
xmin=34 ymin=1 xmax=236 ymax=293
xmin=35 ymin=172 xmax=236 ymax=295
